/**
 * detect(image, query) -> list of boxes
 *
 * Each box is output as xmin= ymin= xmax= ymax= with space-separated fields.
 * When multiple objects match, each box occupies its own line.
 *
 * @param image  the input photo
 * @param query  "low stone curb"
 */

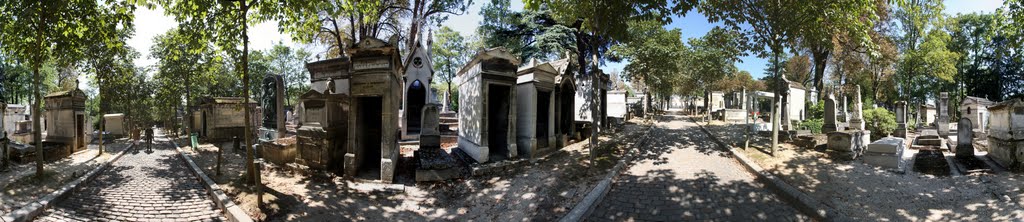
xmin=1 ymin=142 xmax=136 ymax=222
xmin=170 ymin=140 xmax=254 ymax=222
xmin=559 ymin=119 xmax=657 ymax=222
xmin=690 ymin=117 xmax=844 ymax=221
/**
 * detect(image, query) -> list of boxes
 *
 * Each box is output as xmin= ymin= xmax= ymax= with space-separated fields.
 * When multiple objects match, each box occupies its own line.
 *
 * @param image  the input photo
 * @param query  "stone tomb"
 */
xmin=574 ymin=69 xmax=610 ymax=136
xmin=103 ymin=113 xmax=126 ymax=137
xmin=193 ymin=97 xmax=257 ymax=142
xmin=550 ymin=58 xmax=576 ymax=148
xmin=960 ymin=96 xmax=995 ymax=134
xmin=296 ymin=57 xmax=351 ymax=170
xmin=295 ymin=89 xmax=349 ymax=170
xmin=607 ymin=90 xmax=628 ymax=121
xmin=864 ymin=137 xmax=906 ymax=170
xmin=956 ymin=118 xmax=974 ymax=158
xmin=516 ymin=59 xmax=558 ymax=160
xmin=937 ymin=92 xmax=950 ymax=136
xmin=917 ymin=129 xmax=943 ymax=146
xmin=343 ymin=38 xmax=403 ymax=183
xmin=894 ymin=101 xmax=908 ymax=138
xmin=827 ymin=87 xmax=870 ymax=158
xmin=457 ymin=47 xmax=521 ymax=163
xmin=415 ymin=104 xmax=460 ymax=181
xmin=919 ymin=104 xmax=936 ymax=127
xmin=986 ymin=98 xmax=1024 ymax=171
xmin=44 ymin=88 xmax=88 ymax=156
xmin=827 ymin=130 xmax=870 ymax=159
xmin=401 ymin=36 xmax=436 ymax=140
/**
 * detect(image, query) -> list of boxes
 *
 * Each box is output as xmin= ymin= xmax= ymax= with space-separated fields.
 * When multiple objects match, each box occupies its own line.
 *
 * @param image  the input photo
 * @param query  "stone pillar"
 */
xmin=849 ymin=86 xmax=865 ymax=131
xmin=956 ymin=117 xmax=974 ymax=158
xmin=823 ymin=93 xmax=838 ymax=134
xmin=894 ymin=101 xmax=908 ymax=138
xmin=781 ymin=90 xmax=791 ymax=131
xmin=937 ymin=92 xmax=950 ymax=136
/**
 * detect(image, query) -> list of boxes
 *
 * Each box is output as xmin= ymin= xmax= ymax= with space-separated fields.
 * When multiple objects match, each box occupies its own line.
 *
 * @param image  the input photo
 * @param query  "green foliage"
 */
xmin=478 ymin=0 xmax=576 ymax=61
xmin=431 ymin=26 xmax=468 ymax=109
xmin=863 ymin=107 xmax=897 ymax=137
xmin=611 ymin=19 xmax=686 ymax=99
xmin=798 ymin=118 xmax=823 ymax=134
xmin=807 ymin=101 xmax=824 ymax=119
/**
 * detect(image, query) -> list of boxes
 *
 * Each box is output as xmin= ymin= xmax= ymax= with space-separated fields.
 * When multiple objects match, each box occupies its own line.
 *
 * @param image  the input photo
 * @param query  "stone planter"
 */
xmin=260 ymin=138 xmax=297 ymax=165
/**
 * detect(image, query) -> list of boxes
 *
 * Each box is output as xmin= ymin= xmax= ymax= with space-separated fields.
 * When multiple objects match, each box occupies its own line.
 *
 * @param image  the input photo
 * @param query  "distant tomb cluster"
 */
xmin=698 ymin=76 xmax=1019 ymax=175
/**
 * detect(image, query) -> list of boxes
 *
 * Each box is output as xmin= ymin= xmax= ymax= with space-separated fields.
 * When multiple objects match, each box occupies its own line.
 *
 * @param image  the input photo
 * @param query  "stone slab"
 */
xmin=415 ymin=167 xmax=462 ymax=182
xmin=867 ymin=137 xmax=905 ymax=154
xmin=919 ymin=129 xmax=940 ymax=139
xmin=864 ymin=151 xmax=902 ymax=169
xmin=918 ymin=138 xmax=943 ymax=146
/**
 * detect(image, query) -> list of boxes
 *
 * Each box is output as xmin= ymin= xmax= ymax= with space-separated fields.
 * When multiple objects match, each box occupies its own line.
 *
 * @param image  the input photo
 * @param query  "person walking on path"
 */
xmin=145 ymin=126 xmax=154 ymax=152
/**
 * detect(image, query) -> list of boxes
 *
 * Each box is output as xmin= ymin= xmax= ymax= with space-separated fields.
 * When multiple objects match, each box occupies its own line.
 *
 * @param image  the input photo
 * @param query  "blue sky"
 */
xmin=124 ymin=0 xmax=1005 ymax=79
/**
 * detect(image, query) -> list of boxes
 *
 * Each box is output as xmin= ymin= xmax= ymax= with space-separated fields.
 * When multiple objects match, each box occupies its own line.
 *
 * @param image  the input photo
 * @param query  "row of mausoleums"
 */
xmin=195 ymin=37 xmax=628 ymax=183
xmin=1 ymin=84 xmax=114 ymax=165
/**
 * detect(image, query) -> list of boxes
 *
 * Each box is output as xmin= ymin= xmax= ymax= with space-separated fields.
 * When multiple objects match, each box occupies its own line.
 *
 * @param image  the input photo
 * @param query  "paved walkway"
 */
xmin=36 ymin=132 xmax=225 ymax=222
xmin=587 ymin=113 xmax=807 ymax=221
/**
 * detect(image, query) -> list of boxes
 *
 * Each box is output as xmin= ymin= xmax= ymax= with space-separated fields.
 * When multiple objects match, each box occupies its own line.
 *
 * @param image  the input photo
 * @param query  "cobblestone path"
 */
xmin=587 ymin=113 xmax=807 ymax=221
xmin=36 ymin=132 xmax=225 ymax=222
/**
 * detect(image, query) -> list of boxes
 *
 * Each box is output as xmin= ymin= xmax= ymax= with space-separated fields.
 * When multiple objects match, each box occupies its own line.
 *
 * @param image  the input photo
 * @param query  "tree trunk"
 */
xmin=185 ymin=69 xmax=191 ymax=139
xmin=99 ymin=77 xmax=104 ymax=155
xmin=812 ymin=47 xmax=829 ymax=99
xmin=32 ymin=64 xmax=43 ymax=178
xmin=239 ymin=0 xmax=263 ymax=210
xmin=770 ymin=52 xmax=781 ymax=156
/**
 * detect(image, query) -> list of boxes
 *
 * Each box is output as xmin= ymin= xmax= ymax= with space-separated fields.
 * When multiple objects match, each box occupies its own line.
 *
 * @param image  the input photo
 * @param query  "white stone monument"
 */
xmin=516 ymin=59 xmax=558 ymax=160
xmin=456 ymin=47 xmax=521 ymax=163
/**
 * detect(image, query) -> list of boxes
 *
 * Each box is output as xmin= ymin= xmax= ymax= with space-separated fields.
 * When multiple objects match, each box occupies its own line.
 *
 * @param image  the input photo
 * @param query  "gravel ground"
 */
xmin=704 ymin=121 xmax=1024 ymax=221
xmin=0 ymin=139 xmax=133 ymax=215
xmin=179 ymin=119 xmax=652 ymax=221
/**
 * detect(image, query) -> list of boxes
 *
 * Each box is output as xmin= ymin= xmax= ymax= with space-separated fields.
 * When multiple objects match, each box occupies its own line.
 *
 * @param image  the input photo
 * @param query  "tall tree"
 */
xmin=0 ymin=0 xmax=135 ymax=178
xmin=276 ymin=0 xmax=406 ymax=58
xmin=401 ymin=0 xmax=473 ymax=50
xmin=611 ymin=19 xmax=687 ymax=100
xmin=792 ymin=0 xmax=881 ymax=98
xmin=431 ymin=26 xmax=468 ymax=110
xmin=478 ymin=0 xmax=577 ymax=61
xmin=700 ymin=0 xmax=807 ymax=155
xmin=683 ymin=27 xmax=746 ymax=119
xmin=892 ymin=0 xmax=946 ymax=102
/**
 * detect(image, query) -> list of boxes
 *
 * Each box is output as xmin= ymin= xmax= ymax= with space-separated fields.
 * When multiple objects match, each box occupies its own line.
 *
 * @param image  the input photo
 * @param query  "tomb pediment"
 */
xmin=306 ymin=57 xmax=351 ymax=81
xmin=458 ymin=47 xmax=521 ymax=78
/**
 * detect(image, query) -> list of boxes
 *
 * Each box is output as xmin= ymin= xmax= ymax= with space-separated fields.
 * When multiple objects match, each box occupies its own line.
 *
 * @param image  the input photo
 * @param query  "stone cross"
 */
xmin=956 ymin=117 xmax=974 ymax=158
xmin=849 ymin=86 xmax=865 ymax=131
xmin=894 ymin=101 xmax=908 ymax=138
xmin=823 ymin=93 xmax=838 ymax=134
xmin=937 ymin=92 xmax=950 ymax=136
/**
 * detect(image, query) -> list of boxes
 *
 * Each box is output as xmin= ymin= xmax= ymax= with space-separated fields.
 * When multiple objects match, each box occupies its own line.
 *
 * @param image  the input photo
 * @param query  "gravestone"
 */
xmin=894 ymin=101 xmax=908 ymax=138
xmin=956 ymin=118 xmax=974 ymax=158
xmin=415 ymin=104 xmax=460 ymax=181
xmin=260 ymin=75 xmax=286 ymax=141
xmin=937 ymin=92 xmax=950 ymax=136
xmin=849 ymin=86 xmax=865 ymax=131
xmin=864 ymin=137 xmax=906 ymax=170
xmin=822 ymin=93 xmax=839 ymax=134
